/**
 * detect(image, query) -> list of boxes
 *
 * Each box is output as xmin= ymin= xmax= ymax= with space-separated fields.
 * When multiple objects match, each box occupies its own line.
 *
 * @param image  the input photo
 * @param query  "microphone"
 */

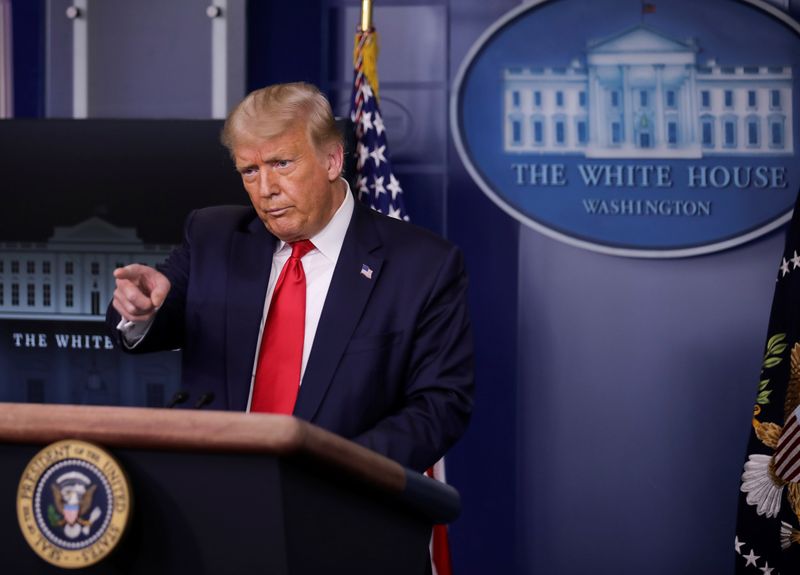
xmin=166 ymin=390 xmax=189 ymax=408
xmin=194 ymin=392 xmax=215 ymax=409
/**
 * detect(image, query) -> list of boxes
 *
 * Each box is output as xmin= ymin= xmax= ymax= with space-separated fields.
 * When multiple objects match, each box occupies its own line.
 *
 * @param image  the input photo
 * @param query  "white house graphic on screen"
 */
xmin=503 ymin=25 xmax=793 ymax=158
xmin=0 ymin=218 xmax=173 ymax=321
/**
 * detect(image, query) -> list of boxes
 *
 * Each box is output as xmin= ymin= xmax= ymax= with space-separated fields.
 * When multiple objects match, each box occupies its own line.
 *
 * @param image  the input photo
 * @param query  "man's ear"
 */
xmin=326 ymin=142 xmax=344 ymax=181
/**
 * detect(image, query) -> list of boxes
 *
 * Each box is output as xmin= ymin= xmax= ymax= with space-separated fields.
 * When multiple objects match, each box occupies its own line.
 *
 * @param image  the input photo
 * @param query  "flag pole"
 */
xmin=360 ymin=0 xmax=373 ymax=32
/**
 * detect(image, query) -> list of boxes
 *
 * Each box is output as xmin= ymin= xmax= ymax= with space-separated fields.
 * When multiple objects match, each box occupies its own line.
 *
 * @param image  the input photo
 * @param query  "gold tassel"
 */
xmin=355 ymin=30 xmax=381 ymax=102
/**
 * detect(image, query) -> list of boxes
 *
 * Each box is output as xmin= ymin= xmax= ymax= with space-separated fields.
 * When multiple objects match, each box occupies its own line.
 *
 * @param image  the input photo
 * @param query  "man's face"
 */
xmin=233 ymin=125 xmax=344 ymax=242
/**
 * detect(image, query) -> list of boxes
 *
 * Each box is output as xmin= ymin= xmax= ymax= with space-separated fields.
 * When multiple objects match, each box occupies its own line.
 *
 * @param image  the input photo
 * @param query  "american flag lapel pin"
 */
xmin=360 ymin=264 xmax=373 ymax=280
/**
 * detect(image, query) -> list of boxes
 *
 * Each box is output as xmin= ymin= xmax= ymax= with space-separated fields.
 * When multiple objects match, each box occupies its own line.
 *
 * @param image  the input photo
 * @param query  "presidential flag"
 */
xmin=349 ymin=25 xmax=409 ymax=220
xmin=735 ymin=191 xmax=800 ymax=573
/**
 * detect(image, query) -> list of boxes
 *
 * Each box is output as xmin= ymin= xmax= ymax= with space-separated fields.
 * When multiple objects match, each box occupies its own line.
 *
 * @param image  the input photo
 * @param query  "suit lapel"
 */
xmin=225 ymin=217 xmax=276 ymax=410
xmin=294 ymin=204 xmax=383 ymax=421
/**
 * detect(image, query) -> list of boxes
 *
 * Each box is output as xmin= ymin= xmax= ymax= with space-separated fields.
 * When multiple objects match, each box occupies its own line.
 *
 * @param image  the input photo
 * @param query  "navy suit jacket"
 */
xmin=108 ymin=200 xmax=474 ymax=471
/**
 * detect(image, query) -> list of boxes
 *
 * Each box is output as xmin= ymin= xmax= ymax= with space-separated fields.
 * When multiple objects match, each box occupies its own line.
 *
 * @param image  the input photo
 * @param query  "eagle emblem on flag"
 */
xmin=740 ymin=336 xmax=800 ymax=550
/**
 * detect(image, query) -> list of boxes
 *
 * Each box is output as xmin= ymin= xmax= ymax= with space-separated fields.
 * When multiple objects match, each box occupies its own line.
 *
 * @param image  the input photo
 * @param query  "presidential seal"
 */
xmin=16 ymin=439 xmax=131 ymax=569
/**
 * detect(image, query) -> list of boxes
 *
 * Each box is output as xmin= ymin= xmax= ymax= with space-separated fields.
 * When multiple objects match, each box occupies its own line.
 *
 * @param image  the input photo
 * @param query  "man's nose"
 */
xmin=259 ymin=169 xmax=279 ymax=196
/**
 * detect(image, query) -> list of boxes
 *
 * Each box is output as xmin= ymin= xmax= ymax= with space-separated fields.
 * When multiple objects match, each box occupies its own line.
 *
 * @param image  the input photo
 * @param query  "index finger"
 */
xmin=113 ymin=264 xmax=147 ymax=281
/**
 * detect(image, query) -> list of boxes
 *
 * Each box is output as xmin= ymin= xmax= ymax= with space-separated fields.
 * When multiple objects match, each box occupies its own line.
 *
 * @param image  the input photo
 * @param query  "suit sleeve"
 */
xmin=351 ymin=245 xmax=475 ymax=472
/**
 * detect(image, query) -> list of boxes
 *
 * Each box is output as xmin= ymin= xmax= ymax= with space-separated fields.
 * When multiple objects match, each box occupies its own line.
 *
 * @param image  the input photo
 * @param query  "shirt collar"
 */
xmin=274 ymin=179 xmax=355 ymax=262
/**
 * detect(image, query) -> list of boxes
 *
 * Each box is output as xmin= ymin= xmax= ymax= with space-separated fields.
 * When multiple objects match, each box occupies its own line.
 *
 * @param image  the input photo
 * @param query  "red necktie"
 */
xmin=251 ymin=240 xmax=315 ymax=414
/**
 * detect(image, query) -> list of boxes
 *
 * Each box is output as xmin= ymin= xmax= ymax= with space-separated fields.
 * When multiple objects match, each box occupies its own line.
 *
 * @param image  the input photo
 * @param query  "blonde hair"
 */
xmin=221 ymin=82 xmax=343 ymax=154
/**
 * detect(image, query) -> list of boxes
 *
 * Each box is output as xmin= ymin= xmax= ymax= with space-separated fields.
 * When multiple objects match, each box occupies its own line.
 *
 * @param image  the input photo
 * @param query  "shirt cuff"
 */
xmin=116 ymin=316 xmax=155 ymax=349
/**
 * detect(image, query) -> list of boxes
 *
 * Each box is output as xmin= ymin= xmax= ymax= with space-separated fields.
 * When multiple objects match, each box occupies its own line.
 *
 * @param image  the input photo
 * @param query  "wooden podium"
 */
xmin=0 ymin=403 xmax=460 ymax=574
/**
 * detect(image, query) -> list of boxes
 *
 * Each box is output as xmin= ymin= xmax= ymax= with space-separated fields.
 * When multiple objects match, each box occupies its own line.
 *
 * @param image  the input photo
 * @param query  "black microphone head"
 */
xmin=167 ymin=390 xmax=190 ymax=408
xmin=194 ymin=392 xmax=215 ymax=409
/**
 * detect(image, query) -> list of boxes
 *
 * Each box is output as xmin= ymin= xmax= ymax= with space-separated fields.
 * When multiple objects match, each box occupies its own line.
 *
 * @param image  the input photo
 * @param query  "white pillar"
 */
xmin=588 ymin=66 xmax=598 ymax=147
xmin=622 ymin=65 xmax=633 ymax=148
xmin=210 ymin=0 xmax=227 ymax=119
xmin=654 ymin=65 xmax=664 ymax=148
xmin=0 ymin=0 xmax=13 ymax=118
xmin=688 ymin=65 xmax=698 ymax=144
xmin=72 ymin=0 xmax=89 ymax=118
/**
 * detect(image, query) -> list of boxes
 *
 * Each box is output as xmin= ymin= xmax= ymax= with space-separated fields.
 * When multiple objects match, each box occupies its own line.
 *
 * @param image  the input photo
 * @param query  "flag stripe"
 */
xmin=427 ymin=461 xmax=453 ymax=575
xmin=775 ymin=416 xmax=800 ymax=479
xmin=779 ymin=454 xmax=800 ymax=483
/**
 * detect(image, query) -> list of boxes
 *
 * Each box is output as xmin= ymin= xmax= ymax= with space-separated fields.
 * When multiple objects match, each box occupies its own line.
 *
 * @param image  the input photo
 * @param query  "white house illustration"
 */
xmin=0 ymin=217 xmax=173 ymax=321
xmin=503 ymin=25 xmax=793 ymax=158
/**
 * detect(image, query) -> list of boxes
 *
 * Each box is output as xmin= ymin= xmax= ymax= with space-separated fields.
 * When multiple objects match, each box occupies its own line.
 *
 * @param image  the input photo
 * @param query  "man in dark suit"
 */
xmin=108 ymin=82 xmax=473 ymax=473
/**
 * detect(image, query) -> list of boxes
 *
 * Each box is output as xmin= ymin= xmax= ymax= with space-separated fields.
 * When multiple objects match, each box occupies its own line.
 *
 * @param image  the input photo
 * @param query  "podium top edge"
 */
xmin=0 ymin=402 xmax=408 ymax=494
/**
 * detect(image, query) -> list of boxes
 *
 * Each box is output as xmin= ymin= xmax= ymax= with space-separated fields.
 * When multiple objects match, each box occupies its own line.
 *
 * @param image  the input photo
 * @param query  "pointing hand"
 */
xmin=112 ymin=264 xmax=171 ymax=323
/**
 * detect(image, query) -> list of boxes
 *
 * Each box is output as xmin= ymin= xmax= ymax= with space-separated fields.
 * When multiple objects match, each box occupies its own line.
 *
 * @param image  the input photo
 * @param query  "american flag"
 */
xmin=350 ymin=22 xmax=452 ymax=575
xmin=349 ymin=28 xmax=409 ymax=221
xmin=427 ymin=460 xmax=454 ymax=575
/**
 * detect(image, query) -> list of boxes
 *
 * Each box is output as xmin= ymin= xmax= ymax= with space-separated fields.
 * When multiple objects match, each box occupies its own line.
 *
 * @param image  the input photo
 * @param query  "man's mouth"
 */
xmin=265 ymin=206 xmax=290 ymax=217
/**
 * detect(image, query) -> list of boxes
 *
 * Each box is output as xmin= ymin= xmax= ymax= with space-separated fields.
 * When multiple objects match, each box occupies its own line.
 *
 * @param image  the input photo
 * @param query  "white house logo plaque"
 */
xmin=452 ymin=0 xmax=800 ymax=257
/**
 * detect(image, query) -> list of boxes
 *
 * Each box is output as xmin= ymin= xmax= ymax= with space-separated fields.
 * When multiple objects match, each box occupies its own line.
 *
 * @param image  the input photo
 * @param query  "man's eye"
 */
xmin=240 ymin=167 xmax=258 ymax=178
xmin=275 ymin=160 xmax=291 ymax=169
